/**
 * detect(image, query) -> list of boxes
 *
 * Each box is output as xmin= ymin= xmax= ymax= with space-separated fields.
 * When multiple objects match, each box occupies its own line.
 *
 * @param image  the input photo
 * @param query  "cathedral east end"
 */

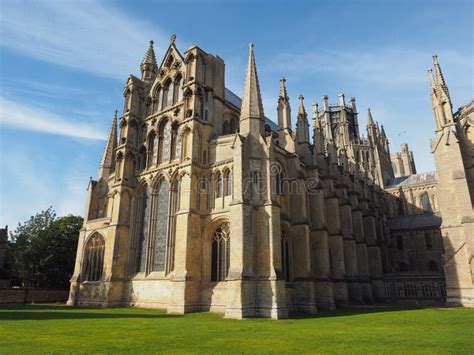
xmin=67 ymin=36 xmax=474 ymax=318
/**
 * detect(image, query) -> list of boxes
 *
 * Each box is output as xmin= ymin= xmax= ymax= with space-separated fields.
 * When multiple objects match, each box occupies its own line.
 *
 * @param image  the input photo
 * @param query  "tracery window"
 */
xmin=211 ymin=223 xmax=230 ymax=282
xmin=83 ymin=233 xmax=105 ymax=281
xmin=151 ymin=178 xmax=170 ymax=272
xmin=281 ymin=230 xmax=291 ymax=282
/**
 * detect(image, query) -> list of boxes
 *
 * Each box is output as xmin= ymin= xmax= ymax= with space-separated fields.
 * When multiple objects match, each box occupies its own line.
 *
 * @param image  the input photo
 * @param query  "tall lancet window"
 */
xmin=215 ymin=172 xmax=223 ymax=198
xmin=151 ymin=178 xmax=170 ymax=272
xmin=135 ymin=185 xmax=151 ymax=273
xmin=147 ymin=131 xmax=157 ymax=168
xmin=83 ymin=233 xmax=105 ymax=281
xmin=170 ymin=122 xmax=179 ymax=161
xmin=225 ymin=169 xmax=233 ymax=196
xmin=162 ymin=79 xmax=172 ymax=109
xmin=153 ymin=86 xmax=162 ymax=113
xmin=211 ymin=222 xmax=230 ymax=282
xmin=173 ymin=75 xmax=183 ymax=104
xmin=281 ymin=230 xmax=291 ymax=282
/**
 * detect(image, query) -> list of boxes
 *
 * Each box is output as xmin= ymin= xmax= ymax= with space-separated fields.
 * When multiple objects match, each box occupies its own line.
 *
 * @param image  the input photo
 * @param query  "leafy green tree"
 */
xmin=9 ymin=208 xmax=82 ymax=300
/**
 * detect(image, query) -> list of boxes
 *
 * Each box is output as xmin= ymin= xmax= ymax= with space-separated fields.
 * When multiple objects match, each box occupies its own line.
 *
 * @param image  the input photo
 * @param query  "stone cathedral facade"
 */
xmin=68 ymin=36 xmax=473 ymax=318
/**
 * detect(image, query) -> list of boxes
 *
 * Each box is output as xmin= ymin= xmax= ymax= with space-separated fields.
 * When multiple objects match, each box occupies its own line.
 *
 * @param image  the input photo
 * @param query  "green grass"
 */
xmin=0 ymin=304 xmax=473 ymax=354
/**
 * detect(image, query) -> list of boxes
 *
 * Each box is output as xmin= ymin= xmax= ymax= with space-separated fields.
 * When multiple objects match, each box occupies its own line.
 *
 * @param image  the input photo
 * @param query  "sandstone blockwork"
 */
xmin=67 ymin=38 xmax=474 ymax=318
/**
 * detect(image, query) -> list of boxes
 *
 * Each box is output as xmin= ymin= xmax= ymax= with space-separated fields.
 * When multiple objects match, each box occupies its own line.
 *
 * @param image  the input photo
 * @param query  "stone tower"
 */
xmin=428 ymin=54 xmax=474 ymax=307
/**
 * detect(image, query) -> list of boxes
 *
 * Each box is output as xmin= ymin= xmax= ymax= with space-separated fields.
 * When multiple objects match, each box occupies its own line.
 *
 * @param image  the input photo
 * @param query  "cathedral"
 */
xmin=67 ymin=35 xmax=473 ymax=318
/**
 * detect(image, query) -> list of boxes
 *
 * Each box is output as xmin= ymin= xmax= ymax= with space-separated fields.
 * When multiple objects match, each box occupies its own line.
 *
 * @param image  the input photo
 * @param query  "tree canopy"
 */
xmin=9 ymin=207 xmax=82 ymax=289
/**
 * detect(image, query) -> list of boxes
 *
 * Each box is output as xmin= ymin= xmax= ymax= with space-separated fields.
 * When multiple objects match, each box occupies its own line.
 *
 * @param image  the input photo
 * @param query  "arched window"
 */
xmin=170 ymin=122 xmax=179 ymax=160
xmin=137 ymin=146 xmax=147 ymax=171
xmin=281 ymin=229 xmax=291 ymax=282
xmin=162 ymin=80 xmax=172 ymax=109
xmin=153 ymin=86 xmax=161 ymax=113
xmin=135 ymin=185 xmax=150 ymax=272
xmin=225 ymin=170 xmax=232 ymax=196
xmin=211 ymin=223 xmax=230 ymax=282
xmin=185 ymin=54 xmax=194 ymax=82
xmin=157 ymin=119 xmax=170 ymax=164
xmin=147 ymin=131 xmax=157 ymax=168
xmin=396 ymin=235 xmax=404 ymax=251
xmin=215 ymin=172 xmax=223 ymax=198
xmin=173 ymin=75 xmax=183 ymax=104
xmin=222 ymin=121 xmax=230 ymax=135
xmin=83 ymin=233 xmax=105 ymax=281
xmin=421 ymin=193 xmax=432 ymax=213
xmin=425 ymin=232 xmax=433 ymax=249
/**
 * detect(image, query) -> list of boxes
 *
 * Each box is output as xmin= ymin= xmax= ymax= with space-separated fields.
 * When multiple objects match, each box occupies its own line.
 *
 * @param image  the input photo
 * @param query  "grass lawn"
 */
xmin=0 ymin=304 xmax=473 ymax=354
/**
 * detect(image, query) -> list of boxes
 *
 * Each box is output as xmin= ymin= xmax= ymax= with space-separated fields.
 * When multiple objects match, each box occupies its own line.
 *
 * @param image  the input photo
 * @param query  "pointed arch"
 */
xmin=134 ymin=183 xmax=151 ymax=273
xmin=150 ymin=176 xmax=171 ymax=272
xmin=83 ymin=232 xmax=105 ymax=282
xmin=146 ymin=130 xmax=157 ymax=168
xmin=211 ymin=222 xmax=230 ymax=282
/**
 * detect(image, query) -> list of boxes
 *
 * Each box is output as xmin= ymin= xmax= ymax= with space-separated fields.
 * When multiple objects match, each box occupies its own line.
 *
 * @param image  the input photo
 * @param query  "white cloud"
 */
xmin=0 ymin=0 xmax=172 ymax=79
xmin=0 ymin=97 xmax=106 ymax=140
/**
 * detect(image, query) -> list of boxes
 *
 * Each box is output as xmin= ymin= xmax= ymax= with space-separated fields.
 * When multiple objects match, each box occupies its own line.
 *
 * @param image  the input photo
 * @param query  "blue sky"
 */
xmin=0 ymin=0 xmax=472 ymax=228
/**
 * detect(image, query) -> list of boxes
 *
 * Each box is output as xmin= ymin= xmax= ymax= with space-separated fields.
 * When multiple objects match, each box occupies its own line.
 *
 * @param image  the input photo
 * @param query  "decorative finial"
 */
xmin=170 ymin=34 xmax=176 ymax=44
xmin=299 ymin=95 xmax=304 ymax=102
xmin=249 ymin=42 xmax=254 ymax=50
xmin=149 ymin=40 xmax=154 ymax=46
xmin=114 ymin=109 xmax=118 ymax=118
xmin=280 ymin=76 xmax=286 ymax=83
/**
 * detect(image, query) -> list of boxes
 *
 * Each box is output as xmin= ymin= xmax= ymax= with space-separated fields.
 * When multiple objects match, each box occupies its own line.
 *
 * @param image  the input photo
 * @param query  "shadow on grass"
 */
xmin=290 ymin=304 xmax=445 ymax=319
xmin=0 ymin=304 xmax=182 ymax=321
xmin=0 ymin=304 xmax=448 ymax=322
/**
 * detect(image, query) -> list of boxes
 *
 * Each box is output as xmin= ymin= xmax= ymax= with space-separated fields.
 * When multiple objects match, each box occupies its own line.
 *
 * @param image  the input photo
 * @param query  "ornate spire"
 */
xmin=296 ymin=95 xmax=310 ymax=146
xmin=298 ymin=95 xmax=307 ymax=117
xmin=142 ymin=40 xmax=157 ymax=66
xmin=240 ymin=43 xmax=265 ymax=134
xmin=428 ymin=68 xmax=436 ymax=88
xmin=140 ymin=40 xmax=158 ymax=81
xmin=367 ymin=108 xmax=374 ymax=126
xmin=432 ymin=54 xmax=451 ymax=105
xmin=279 ymin=76 xmax=288 ymax=99
xmin=98 ymin=110 xmax=118 ymax=179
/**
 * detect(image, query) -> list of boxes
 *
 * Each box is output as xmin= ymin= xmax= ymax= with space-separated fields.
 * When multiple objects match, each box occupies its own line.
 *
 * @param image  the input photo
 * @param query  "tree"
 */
xmin=9 ymin=208 xmax=82 ymax=300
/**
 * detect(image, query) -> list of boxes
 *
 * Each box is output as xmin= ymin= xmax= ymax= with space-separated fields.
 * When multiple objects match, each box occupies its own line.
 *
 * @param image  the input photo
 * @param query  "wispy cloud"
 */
xmin=0 ymin=97 xmax=105 ymax=140
xmin=262 ymin=47 xmax=472 ymax=99
xmin=0 ymin=0 xmax=171 ymax=79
